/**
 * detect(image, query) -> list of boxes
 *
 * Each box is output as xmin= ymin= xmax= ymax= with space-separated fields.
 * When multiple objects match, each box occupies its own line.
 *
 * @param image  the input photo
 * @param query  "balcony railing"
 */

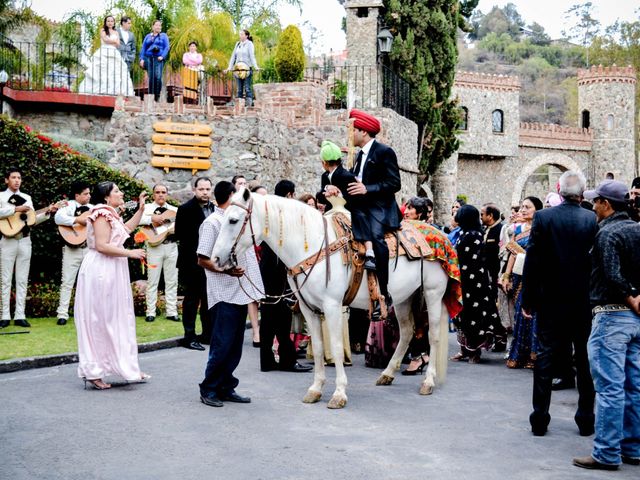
xmin=0 ymin=38 xmax=411 ymax=118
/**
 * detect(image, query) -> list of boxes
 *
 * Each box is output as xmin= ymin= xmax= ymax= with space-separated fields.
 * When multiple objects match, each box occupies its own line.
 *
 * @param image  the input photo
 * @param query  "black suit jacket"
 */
xmin=318 ymin=164 xmax=357 ymax=211
xmin=483 ymin=220 xmax=504 ymax=284
xmin=350 ymin=140 xmax=402 ymax=229
xmin=175 ymin=197 xmax=210 ymax=272
xmin=521 ymin=201 xmax=597 ymax=315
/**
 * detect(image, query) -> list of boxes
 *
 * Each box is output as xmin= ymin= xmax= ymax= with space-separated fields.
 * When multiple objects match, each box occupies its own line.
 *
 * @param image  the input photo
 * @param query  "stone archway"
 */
xmin=511 ymin=153 xmax=583 ymax=206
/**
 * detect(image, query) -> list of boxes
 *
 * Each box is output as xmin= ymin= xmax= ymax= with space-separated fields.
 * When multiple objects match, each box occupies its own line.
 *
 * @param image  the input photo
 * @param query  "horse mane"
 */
xmin=257 ymin=193 xmax=324 ymax=240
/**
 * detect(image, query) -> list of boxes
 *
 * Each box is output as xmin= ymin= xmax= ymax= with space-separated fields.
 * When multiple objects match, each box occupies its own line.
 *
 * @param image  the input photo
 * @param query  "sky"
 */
xmin=26 ymin=0 xmax=640 ymax=54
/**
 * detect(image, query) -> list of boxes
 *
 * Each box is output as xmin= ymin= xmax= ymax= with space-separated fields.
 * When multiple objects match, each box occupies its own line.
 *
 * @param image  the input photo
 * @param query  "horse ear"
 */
xmin=242 ymin=187 xmax=251 ymax=202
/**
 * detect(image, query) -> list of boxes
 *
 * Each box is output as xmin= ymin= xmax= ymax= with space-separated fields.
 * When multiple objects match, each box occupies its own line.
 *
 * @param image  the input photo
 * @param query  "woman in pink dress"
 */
xmin=74 ymin=182 xmax=148 ymax=389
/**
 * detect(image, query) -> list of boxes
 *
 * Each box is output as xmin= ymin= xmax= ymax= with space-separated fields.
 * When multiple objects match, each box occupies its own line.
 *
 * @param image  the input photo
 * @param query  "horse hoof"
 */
xmin=419 ymin=384 xmax=434 ymax=395
xmin=375 ymin=374 xmax=394 ymax=386
xmin=327 ymin=395 xmax=347 ymax=409
xmin=302 ymin=391 xmax=322 ymax=404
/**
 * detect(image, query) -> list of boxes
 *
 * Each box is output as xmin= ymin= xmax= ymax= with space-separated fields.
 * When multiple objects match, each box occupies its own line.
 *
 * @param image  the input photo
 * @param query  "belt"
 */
xmin=12 ymin=232 xmax=29 ymax=240
xmin=592 ymin=304 xmax=631 ymax=315
xmin=162 ymin=239 xmax=176 ymax=244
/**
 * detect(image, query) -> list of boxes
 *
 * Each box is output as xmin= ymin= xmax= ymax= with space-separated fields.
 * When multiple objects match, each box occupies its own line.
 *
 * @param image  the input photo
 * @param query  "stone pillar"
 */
xmin=431 ymin=152 xmax=459 ymax=227
xmin=345 ymin=0 xmax=383 ymax=109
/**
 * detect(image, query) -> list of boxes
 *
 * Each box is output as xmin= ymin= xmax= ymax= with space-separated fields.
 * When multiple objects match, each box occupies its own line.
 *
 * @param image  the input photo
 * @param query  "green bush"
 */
xmin=274 ymin=25 xmax=305 ymax=82
xmin=0 ymin=116 xmax=151 ymax=284
xmin=26 ymin=282 xmax=62 ymax=318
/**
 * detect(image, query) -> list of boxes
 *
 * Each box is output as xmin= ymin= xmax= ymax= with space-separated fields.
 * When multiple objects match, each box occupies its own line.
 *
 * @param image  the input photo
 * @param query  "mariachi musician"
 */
xmin=0 ymin=167 xmax=59 ymax=328
xmin=54 ymin=181 xmax=93 ymax=326
xmin=139 ymin=184 xmax=179 ymax=323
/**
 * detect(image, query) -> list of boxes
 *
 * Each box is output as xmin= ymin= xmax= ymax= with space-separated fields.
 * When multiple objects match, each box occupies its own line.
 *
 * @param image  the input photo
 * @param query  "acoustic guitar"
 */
xmin=0 ymin=200 xmax=67 ymax=238
xmin=58 ymin=201 xmax=138 ymax=246
xmin=140 ymin=209 xmax=176 ymax=247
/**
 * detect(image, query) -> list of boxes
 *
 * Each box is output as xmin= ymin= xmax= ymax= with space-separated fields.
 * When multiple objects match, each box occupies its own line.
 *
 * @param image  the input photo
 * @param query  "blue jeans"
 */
xmin=235 ymin=70 xmax=253 ymax=106
xmin=589 ymin=310 xmax=640 ymax=465
xmin=146 ymin=56 xmax=164 ymax=100
xmin=199 ymin=302 xmax=248 ymax=399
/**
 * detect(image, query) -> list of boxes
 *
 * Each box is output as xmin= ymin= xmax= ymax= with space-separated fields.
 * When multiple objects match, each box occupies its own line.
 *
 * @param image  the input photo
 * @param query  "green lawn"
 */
xmin=0 ymin=317 xmax=183 ymax=361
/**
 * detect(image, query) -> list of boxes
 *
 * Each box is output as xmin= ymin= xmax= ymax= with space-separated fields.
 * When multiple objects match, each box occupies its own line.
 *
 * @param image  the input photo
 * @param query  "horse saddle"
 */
xmin=330 ymin=212 xmax=433 ymax=316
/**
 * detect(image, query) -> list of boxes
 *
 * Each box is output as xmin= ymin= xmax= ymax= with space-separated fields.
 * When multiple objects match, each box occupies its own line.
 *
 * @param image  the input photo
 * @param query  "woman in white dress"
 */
xmin=79 ymin=15 xmax=135 ymax=96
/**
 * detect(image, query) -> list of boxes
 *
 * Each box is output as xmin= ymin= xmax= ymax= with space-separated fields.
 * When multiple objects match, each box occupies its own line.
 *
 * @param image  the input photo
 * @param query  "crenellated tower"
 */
xmin=578 ymin=65 xmax=637 ymax=184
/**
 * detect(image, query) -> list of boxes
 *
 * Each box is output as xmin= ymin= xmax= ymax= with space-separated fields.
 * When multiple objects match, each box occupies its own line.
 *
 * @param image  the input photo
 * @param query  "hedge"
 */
xmin=0 ymin=115 xmax=151 ymax=284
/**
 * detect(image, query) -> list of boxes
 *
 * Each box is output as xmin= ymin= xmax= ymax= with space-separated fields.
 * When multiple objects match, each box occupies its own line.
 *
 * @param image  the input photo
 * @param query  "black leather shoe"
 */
xmin=220 ymin=391 xmax=251 ymax=403
xmin=0 ymin=320 xmax=10 ymax=328
xmin=14 ymin=319 xmax=30 ymax=328
xmin=530 ymin=412 xmax=550 ymax=436
xmin=165 ymin=316 xmax=180 ymax=322
xmin=363 ymin=255 xmax=377 ymax=270
xmin=145 ymin=316 xmax=155 ymax=323
xmin=57 ymin=318 xmax=67 ymax=326
xmin=200 ymin=395 xmax=223 ymax=407
xmin=280 ymin=362 xmax=313 ymax=372
xmin=622 ymin=455 xmax=640 ymax=466
xmin=183 ymin=341 xmax=205 ymax=351
xmin=552 ymin=378 xmax=575 ymax=390
xmin=573 ymin=456 xmax=618 ymax=470
xmin=575 ymin=414 xmax=595 ymax=437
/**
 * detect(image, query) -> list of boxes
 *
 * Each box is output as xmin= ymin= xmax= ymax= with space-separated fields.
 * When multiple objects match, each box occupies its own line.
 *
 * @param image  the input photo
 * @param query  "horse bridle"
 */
xmin=228 ymin=197 xmax=256 ymax=267
xmin=226 ymin=197 xmax=329 ymax=309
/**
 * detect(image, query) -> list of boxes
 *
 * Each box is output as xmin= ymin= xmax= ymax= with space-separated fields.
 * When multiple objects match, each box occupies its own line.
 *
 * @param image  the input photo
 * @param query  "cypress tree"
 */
xmin=384 ymin=0 xmax=478 ymax=175
xmin=274 ymin=25 xmax=305 ymax=82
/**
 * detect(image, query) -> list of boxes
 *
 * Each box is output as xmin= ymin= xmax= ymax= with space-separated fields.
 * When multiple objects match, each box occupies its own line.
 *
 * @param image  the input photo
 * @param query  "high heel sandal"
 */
xmin=401 ymin=355 xmax=429 ymax=376
xmin=83 ymin=378 xmax=111 ymax=390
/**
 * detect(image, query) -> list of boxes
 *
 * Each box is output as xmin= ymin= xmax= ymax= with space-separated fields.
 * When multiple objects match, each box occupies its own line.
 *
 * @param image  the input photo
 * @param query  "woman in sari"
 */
xmin=500 ymin=196 xmax=544 ymax=369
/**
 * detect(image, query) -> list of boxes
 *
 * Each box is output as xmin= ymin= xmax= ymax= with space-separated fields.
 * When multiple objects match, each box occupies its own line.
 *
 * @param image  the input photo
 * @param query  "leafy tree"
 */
xmin=527 ymin=22 xmax=551 ymax=46
xmin=274 ymin=24 xmax=304 ymax=82
xmin=384 ymin=0 xmax=477 ymax=175
xmin=562 ymin=2 xmax=600 ymax=66
xmin=474 ymin=3 xmax=523 ymax=41
xmin=203 ymin=0 xmax=301 ymax=30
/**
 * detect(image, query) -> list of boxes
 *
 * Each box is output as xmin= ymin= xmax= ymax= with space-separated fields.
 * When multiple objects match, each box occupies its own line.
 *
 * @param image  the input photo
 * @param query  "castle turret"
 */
xmin=578 ymin=65 xmax=637 ymax=185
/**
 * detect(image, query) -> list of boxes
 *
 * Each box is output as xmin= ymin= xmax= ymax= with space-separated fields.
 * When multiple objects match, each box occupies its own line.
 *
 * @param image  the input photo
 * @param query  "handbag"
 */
xmin=233 ymin=61 xmax=250 ymax=79
xmin=512 ymin=252 xmax=526 ymax=276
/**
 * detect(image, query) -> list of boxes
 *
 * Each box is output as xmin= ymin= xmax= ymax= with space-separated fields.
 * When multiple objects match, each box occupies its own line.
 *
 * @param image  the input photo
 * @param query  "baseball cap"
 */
xmin=583 ymin=180 xmax=629 ymax=203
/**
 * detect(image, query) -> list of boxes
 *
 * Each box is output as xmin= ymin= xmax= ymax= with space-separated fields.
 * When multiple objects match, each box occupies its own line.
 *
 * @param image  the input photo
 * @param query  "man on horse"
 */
xmin=325 ymin=110 xmax=402 ymax=308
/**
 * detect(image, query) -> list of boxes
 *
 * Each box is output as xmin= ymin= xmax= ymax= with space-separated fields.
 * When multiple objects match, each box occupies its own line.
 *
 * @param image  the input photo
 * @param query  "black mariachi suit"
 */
xmin=349 ymin=140 xmax=402 ymax=297
xmin=175 ymin=197 xmax=212 ymax=344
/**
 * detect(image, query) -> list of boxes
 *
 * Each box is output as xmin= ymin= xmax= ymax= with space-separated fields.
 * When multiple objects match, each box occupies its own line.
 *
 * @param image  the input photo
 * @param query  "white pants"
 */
xmin=56 ymin=245 xmax=87 ymax=320
xmin=1 ymin=236 xmax=32 ymax=320
xmin=146 ymin=242 xmax=178 ymax=317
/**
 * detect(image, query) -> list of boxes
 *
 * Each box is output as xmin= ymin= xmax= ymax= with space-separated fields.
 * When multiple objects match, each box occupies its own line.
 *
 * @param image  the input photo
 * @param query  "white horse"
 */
xmin=212 ymin=189 xmax=450 ymax=409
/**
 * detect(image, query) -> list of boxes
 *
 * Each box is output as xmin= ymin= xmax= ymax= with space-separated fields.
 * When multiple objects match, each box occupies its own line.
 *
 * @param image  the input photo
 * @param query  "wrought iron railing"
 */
xmin=0 ymin=38 xmax=411 ymax=118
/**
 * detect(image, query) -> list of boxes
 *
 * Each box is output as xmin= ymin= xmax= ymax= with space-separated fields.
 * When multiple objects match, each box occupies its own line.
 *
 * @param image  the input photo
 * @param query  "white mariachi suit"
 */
xmin=0 ymin=189 xmax=49 ymax=320
xmin=140 ymin=202 xmax=179 ymax=318
xmin=54 ymin=200 xmax=93 ymax=320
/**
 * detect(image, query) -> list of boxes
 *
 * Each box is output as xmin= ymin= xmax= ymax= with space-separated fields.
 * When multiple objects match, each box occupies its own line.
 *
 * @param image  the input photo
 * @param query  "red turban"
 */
xmin=349 ymin=109 xmax=380 ymax=135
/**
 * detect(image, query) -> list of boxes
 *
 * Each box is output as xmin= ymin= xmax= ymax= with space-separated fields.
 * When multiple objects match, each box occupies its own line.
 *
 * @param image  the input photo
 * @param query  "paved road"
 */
xmin=0 ymin=333 xmax=634 ymax=480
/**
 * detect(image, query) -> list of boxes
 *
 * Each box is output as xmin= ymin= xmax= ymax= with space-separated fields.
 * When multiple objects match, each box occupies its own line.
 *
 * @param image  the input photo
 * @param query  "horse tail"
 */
xmin=436 ymin=302 xmax=449 ymax=383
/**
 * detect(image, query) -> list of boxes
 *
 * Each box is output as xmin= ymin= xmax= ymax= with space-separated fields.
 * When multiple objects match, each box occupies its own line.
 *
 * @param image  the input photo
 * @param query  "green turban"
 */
xmin=320 ymin=140 xmax=343 ymax=162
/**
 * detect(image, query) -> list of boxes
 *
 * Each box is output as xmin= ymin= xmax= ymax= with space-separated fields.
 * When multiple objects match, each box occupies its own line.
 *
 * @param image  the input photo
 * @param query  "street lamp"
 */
xmin=377 ymin=27 xmax=394 ymax=55
xmin=0 ymin=70 xmax=8 ymax=115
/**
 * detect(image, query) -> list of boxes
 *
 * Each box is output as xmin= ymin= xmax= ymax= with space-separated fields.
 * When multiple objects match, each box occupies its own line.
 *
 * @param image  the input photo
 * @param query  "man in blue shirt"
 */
xmin=139 ymin=20 xmax=170 ymax=101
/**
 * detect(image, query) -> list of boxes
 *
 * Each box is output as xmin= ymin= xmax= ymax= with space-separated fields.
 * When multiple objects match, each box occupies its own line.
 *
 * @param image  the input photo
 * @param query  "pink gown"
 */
xmin=74 ymin=205 xmax=141 ymax=381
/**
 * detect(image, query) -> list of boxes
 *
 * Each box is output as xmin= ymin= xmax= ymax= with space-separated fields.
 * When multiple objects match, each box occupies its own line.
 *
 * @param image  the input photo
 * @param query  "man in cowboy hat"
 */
xmin=340 ymin=109 xmax=402 ymax=307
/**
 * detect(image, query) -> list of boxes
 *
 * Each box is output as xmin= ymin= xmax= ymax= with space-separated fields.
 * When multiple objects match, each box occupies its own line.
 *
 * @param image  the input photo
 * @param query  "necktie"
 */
xmin=353 ymin=150 xmax=364 ymax=176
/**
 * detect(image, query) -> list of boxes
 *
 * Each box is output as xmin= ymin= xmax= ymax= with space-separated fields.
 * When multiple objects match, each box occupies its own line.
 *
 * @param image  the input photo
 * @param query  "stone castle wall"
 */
xmin=8 ymin=82 xmax=419 ymax=203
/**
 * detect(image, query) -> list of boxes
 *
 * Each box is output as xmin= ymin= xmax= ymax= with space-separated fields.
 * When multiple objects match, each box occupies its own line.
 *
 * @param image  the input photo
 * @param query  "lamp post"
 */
xmin=0 ymin=70 xmax=8 ymax=115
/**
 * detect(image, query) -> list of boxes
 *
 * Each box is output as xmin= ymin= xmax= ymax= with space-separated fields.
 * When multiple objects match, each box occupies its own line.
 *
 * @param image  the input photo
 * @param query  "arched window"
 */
xmin=607 ymin=114 xmax=614 ymax=130
xmin=460 ymin=106 xmax=468 ymax=130
xmin=581 ymin=110 xmax=590 ymax=129
xmin=492 ymin=109 xmax=503 ymax=133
